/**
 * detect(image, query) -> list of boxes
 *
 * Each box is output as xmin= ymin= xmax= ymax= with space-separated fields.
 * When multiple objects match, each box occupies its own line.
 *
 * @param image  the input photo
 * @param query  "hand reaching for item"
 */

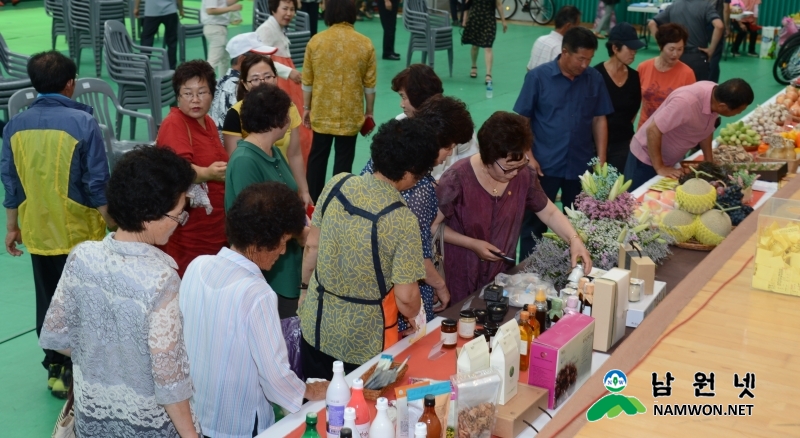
xmin=470 ymin=239 xmax=503 ymax=262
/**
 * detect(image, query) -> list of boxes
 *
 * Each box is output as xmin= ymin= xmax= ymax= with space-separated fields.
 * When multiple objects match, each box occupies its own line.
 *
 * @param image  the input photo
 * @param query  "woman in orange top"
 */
xmin=637 ymin=23 xmax=696 ymax=129
xmin=255 ymin=0 xmax=313 ymax=164
xmin=731 ymin=0 xmax=761 ymax=57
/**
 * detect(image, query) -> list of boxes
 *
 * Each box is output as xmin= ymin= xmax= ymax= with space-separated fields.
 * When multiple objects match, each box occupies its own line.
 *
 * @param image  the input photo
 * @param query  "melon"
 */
xmin=695 ymin=209 xmax=733 ymax=246
xmin=660 ymin=210 xmax=697 ymax=243
xmin=676 ymin=178 xmax=716 ymax=214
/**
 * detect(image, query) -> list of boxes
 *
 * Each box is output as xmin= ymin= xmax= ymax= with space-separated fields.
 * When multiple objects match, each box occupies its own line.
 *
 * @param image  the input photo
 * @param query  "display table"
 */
xmin=536 ymin=172 xmax=800 ymax=437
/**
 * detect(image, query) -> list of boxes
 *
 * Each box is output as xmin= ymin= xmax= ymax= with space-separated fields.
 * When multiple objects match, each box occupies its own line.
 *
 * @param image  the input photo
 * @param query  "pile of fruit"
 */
xmin=636 ymin=190 xmax=675 ymax=224
xmin=775 ymin=85 xmax=800 ymax=117
xmin=779 ymin=129 xmax=800 ymax=148
xmin=715 ymin=121 xmax=761 ymax=148
xmin=659 ymin=169 xmax=750 ymax=246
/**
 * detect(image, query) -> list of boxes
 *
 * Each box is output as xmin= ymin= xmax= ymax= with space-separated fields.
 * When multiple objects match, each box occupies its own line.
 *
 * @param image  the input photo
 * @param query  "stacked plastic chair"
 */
xmin=7 ymin=88 xmax=38 ymax=118
xmin=0 ymin=33 xmax=32 ymax=122
xmin=69 ymin=0 xmax=128 ymax=77
xmin=44 ymin=0 xmax=69 ymax=50
xmin=103 ymin=20 xmax=174 ymax=139
xmin=403 ymin=0 xmax=453 ymax=77
xmin=179 ymin=7 xmax=208 ymax=63
xmin=72 ymin=78 xmax=157 ymax=170
xmin=253 ymin=0 xmax=270 ymax=30
xmin=287 ymin=11 xmax=311 ymax=68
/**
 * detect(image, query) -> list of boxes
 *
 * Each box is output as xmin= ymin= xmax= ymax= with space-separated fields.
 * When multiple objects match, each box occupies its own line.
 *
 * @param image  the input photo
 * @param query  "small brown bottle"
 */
xmin=518 ymin=311 xmax=533 ymax=372
xmin=418 ymin=394 xmax=441 ymax=438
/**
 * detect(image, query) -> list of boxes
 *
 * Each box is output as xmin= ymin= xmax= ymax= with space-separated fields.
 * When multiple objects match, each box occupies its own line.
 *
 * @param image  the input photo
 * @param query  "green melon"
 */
xmin=660 ymin=210 xmax=697 ymax=243
xmin=676 ymin=178 xmax=716 ymax=214
xmin=695 ymin=209 xmax=733 ymax=246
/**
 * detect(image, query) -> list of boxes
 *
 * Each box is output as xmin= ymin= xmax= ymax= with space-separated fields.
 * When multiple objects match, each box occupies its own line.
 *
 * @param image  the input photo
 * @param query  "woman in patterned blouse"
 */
xmin=302 ymin=0 xmax=378 ymax=202
xmin=362 ymin=95 xmax=474 ymax=331
xmin=39 ymin=147 xmax=199 ymax=438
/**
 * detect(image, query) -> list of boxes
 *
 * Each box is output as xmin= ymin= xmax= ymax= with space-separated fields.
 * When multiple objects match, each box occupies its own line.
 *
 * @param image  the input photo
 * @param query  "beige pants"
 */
xmin=203 ymin=24 xmax=229 ymax=77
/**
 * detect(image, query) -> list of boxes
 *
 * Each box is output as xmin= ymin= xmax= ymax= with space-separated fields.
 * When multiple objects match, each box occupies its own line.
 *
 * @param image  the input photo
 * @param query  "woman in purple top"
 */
xmin=436 ymin=112 xmax=592 ymax=302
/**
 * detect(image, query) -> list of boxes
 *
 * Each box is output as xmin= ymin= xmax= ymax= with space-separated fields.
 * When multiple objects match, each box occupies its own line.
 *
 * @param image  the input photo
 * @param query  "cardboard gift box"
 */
xmin=618 ymin=244 xmax=656 ymax=295
xmin=592 ymin=268 xmax=630 ymax=352
xmin=528 ymin=313 xmax=594 ymax=409
xmin=492 ymin=384 xmax=548 ymax=438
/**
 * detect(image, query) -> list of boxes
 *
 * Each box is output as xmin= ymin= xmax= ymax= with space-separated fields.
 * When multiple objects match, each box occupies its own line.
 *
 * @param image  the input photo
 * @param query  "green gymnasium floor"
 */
xmin=0 ymin=1 xmax=783 ymax=436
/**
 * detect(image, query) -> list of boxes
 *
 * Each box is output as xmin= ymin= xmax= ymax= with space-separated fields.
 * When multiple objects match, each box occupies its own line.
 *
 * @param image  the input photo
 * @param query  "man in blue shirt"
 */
xmin=513 ymin=26 xmax=613 ymax=259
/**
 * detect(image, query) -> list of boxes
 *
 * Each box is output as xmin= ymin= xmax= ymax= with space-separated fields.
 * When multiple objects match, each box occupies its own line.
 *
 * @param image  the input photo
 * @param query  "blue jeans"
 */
xmin=624 ymin=153 xmax=658 ymax=192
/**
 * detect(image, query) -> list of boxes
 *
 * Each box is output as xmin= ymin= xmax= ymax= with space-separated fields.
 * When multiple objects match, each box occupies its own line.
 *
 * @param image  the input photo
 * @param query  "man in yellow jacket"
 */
xmin=1 ymin=51 xmax=115 ymax=399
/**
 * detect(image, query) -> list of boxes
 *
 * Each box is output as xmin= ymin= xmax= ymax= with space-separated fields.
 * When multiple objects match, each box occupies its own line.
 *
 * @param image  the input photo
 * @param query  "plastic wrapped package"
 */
xmin=450 ymin=370 xmax=502 ymax=438
xmin=280 ymin=316 xmax=304 ymax=381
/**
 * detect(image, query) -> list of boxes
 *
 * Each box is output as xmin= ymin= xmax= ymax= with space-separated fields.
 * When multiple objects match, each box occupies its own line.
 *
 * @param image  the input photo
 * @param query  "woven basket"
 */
xmin=673 ymin=227 xmax=736 ymax=252
xmin=359 ymin=361 xmax=408 ymax=401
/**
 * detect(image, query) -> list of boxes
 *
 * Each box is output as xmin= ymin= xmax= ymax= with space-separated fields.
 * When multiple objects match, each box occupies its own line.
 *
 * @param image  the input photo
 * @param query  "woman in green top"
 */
xmin=225 ymin=83 xmax=309 ymax=318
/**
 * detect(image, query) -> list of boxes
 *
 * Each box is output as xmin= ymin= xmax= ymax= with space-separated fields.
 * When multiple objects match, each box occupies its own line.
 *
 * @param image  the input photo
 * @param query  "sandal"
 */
xmin=485 ymin=74 xmax=492 ymax=85
xmin=594 ymin=32 xmax=606 ymax=39
xmin=470 ymin=66 xmax=477 ymax=78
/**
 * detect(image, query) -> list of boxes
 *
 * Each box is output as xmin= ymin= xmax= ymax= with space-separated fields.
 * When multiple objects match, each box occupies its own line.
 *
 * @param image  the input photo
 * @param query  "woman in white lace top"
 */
xmin=39 ymin=147 xmax=201 ymax=438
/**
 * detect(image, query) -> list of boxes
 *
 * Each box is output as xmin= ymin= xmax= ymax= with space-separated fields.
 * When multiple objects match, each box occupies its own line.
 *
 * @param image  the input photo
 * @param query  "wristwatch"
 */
xmin=299 ymin=282 xmax=309 ymax=290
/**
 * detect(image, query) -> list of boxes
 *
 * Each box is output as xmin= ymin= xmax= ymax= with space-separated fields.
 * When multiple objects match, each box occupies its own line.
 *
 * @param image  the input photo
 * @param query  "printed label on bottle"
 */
xmin=355 ymin=423 xmax=370 ymax=438
xmin=327 ymin=405 xmax=345 ymax=437
xmin=519 ymin=340 xmax=528 ymax=355
xmin=441 ymin=331 xmax=457 ymax=345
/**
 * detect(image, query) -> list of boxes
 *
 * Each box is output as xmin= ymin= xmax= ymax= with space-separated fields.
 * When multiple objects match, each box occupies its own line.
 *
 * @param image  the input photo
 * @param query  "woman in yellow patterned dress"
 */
xmin=297 ymin=118 xmax=438 ymax=379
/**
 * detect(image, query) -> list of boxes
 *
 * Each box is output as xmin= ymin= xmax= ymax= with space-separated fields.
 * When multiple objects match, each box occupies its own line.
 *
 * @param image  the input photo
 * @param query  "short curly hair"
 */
xmin=413 ymin=95 xmax=474 ymax=150
xmin=656 ymin=23 xmax=688 ymax=50
xmin=107 ymin=146 xmax=196 ymax=232
xmin=477 ymin=112 xmax=532 ymax=165
xmin=236 ymin=52 xmax=277 ymax=101
xmin=391 ymin=64 xmax=444 ymax=109
xmin=269 ymin=0 xmax=298 ymax=13
xmin=371 ymin=118 xmax=438 ymax=182
xmin=241 ymin=84 xmax=292 ymax=134
xmin=226 ymin=182 xmax=306 ymax=251
xmin=172 ymin=59 xmax=217 ymax=97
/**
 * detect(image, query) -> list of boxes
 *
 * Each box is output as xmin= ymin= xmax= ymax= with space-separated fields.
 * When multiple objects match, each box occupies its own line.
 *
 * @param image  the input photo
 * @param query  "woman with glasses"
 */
xmin=157 ymin=60 xmax=229 ymax=277
xmin=39 ymin=146 xmax=200 ymax=438
xmin=222 ymin=53 xmax=312 ymax=206
xmin=224 ymin=84 xmax=309 ymax=319
xmin=436 ymin=112 xmax=592 ymax=302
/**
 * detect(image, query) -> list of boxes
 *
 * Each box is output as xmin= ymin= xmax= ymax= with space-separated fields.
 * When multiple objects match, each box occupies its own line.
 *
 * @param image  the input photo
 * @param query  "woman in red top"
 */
xmin=156 ymin=60 xmax=229 ymax=276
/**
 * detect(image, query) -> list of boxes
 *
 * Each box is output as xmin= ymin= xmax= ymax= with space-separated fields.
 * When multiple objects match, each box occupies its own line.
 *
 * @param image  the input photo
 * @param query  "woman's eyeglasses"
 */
xmin=164 ymin=211 xmax=189 ymax=226
xmin=246 ymin=74 xmax=277 ymax=86
xmin=180 ymin=90 xmax=210 ymax=100
xmin=495 ymin=157 xmax=529 ymax=174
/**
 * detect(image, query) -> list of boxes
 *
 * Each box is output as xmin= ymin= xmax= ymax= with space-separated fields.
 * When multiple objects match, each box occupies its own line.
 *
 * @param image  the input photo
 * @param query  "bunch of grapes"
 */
xmin=715 ymin=184 xmax=754 ymax=226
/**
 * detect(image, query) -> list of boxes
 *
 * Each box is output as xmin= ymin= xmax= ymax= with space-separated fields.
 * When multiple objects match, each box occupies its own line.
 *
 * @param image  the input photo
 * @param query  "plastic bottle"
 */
xmin=343 ymin=407 xmax=358 ymax=437
xmin=534 ymin=289 xmax=548 ymax=334
xmin=418 ymin=395 xmax=441 ymax=438
xmin=340 ymin=428 xmax=353 ymax=438
xmin=564 ymin=295 xmax=580 ymax=316
xmin=369 ymin=397 xmax=395 ymax=438
xmin=302 ymin=412 xmax=322 ymax=438
xmin=414 ymin=422 xmax=428 ymax=437
xmin=486 ymin=80 xmax=493 ymax=99
xmin=326 ymin=361 xmax=351 ymax=438
xmin=518 ymin=311 xmax=533 ymax=372
xmin=346 ymin=378 xmax=371 ymax=437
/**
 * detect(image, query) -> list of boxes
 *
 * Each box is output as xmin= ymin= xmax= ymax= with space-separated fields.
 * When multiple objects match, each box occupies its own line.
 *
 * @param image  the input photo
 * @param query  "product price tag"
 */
xmin=428 ymin=339 xmax=446 ymax=361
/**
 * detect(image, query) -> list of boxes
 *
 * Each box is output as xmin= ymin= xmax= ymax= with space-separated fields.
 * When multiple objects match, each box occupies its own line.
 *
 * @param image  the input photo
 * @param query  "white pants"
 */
xmin=203 ymin=24 xmax=229 ymax=77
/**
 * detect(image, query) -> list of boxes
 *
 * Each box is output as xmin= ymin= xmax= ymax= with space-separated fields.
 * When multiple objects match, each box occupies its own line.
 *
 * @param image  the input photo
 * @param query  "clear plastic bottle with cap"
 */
xmin=326 ymin=361 xmax=351 ymax=438
xmin=342 ymin=407 xmax=358 ymax=437
xmin=534 ymin=288 xmax=548 ymax=334
xmin=414 ymin=422 xmax=428 ymax=437
xmin=346 ymin=378 xmax=371 ymax=437
xmin=369 ymin=397 xmax=395 ymax=438
xmin=302 ymin=412 xmax=322 ymax=437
